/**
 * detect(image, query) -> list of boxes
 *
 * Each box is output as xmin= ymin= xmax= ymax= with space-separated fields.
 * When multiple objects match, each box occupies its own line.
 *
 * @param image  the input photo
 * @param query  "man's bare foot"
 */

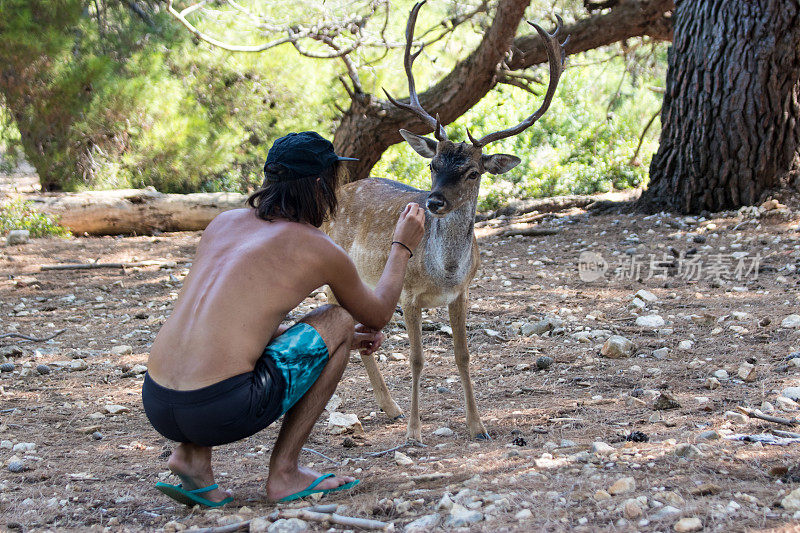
xmin=167 ymin=443 xmax=232 ymax=503
xmin=266 ymin=464 xmax=357 ymax=501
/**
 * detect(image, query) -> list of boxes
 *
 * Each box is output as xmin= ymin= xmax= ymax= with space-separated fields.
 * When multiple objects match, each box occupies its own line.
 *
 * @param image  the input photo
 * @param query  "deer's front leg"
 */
xmin=360 ymin=352 xmax=404 ymax=420
xmin=326 ymin=287 xmax=403 ymax=419
xmin=403 ymin=304 xmax=424 ymax=443
xmin=449 ymin=290 xmax=489 ymax=440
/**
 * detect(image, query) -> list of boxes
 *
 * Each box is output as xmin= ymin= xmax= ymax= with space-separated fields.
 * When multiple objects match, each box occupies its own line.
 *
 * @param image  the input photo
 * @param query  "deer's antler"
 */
xmin=467 ymin=16 xmax=569 ymax=148
xmin=383 ymin=1 xmax=448 ymax=142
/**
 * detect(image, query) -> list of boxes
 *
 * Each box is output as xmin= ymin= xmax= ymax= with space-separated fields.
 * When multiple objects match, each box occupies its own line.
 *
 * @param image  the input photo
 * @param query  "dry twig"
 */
xmin=737 ymin=406 xmax=798 ymax=427
xmin=268 ymin=509 xmax=389 ymax=530
xmin=0 ymin=329 xmax=65 ymax=342
xmin=301 ymin=447 xmax=341 ymax=465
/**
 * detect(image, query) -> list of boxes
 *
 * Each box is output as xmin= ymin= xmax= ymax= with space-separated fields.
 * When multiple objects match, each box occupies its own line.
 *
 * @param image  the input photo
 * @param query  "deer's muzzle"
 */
xmin=426 ymin=193 xmax=448 ymax=215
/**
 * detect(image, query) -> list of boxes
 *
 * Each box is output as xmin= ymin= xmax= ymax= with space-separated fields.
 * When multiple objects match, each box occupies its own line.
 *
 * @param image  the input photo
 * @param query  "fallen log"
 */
xmin=476 ymin=189 xmax=640 ymax=220
xmin=40 ymin=260 xmax=180 ymax=271
xmin=28 ymin=187 xmax=247 ymax=236
xmin=476 ymin=223 xmax=562 ymax=239
xmin=25 ymin=186 xmax=636 ymax=236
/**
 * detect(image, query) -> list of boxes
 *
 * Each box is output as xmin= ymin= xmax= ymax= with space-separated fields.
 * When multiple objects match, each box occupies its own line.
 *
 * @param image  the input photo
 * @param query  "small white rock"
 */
xmin=737 ymin=362 xmax=756 ymax=382
xmin=713 ymin=369 xmax=729 ymax=381
xmin=601 ymin=336 xmax=635 ymax=358
xmin=777 ymin=396 xmax=800 ymax=411
xmin=781 ymin=315 xmax=800 ymax=328
xmin=103 ymin=404 xmax=130 ymax=415
xmin=267 ymin=518 xmax=308 ymax=533
xmin=405 ymin=514 xmax=441 ymax=532
xmin=673 ymin=517 xmax=703 ymax=532
xmin=724 ymin=411 xmax=748 ymax=424
xmin=394 ymin=451 xmax=414 ymax=466
xmin=248 ymin=517 xmax=270 ymax=533
xmin=636 ymin=315 xmax=665 ymax=328
xmin=608 ymin=476 xmax=636 ymax=495
xmin=592 ymin=441 xmax=615 ymax=456
xmin=653 ymin=347 xmax=670 ymax=359
xmin=327 ymin=412 xmax=364 ymax=435
xmin=6 ymin=229 xmax=30 ymax=245
xmin=635 ymin=289 xmax=658 ymax=303
xmin=110 ymin=345 xmax=133 ymax=356
xmin=678 ymin=340 xmax=694 ymax=351
xmin=781 ymin=387 xmax=800 ymax=402
xmin=781 ymin=488 xmax=800 ymax=511
xmin=515 ymin=509 xmax=533 ymax=520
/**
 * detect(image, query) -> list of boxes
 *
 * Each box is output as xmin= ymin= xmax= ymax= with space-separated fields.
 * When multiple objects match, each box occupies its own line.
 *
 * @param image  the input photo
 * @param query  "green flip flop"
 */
xmin=278 ymin=473 xmax=360 ymax=502
xmin=155 ymin=482 xmax=233 ymax=508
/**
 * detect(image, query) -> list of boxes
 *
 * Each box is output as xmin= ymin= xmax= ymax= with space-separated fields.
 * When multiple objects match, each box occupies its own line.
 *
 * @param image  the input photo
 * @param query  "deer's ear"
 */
xmin=399 ymin=129 xmax=438 ymax=158
xmin=482 ymin=153 xmax=521 ymax=175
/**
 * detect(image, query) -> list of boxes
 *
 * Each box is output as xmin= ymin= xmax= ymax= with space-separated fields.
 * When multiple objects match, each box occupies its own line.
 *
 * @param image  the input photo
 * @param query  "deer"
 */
xmin=323 ymin=1 xmax=567 ymax=442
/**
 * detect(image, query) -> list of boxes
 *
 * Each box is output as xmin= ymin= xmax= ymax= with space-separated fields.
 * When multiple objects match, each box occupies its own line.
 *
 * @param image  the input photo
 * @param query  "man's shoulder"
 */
xmin=271 ymin=221 xmax=340 ymax=255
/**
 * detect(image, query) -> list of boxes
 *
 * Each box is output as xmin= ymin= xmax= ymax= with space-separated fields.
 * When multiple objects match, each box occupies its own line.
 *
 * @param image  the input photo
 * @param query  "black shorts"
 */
xmin=141 ymin=323 xmax=330 ymax=447
xmin=142 ymin=354 xmax=286 ymax=447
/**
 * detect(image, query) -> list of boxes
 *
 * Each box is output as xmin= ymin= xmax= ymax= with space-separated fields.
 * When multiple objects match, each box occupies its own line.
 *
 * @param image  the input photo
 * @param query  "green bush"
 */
xmin=0 ymin=1 xmax=335 ymax=193
xmin=0 ymin=198 xmax=70 ymax=238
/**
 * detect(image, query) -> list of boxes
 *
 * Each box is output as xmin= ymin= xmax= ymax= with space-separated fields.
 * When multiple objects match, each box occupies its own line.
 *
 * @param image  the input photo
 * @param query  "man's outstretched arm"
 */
xmin=326 ymin=203 xmax=425 ymax=331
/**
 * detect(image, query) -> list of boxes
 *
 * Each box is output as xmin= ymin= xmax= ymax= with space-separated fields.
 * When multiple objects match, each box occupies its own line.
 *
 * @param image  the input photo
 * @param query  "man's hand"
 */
xmin=392 ymin=203 xmax=425 ymax=255
xmin=351 ymin=323 xmax=385 ymax=355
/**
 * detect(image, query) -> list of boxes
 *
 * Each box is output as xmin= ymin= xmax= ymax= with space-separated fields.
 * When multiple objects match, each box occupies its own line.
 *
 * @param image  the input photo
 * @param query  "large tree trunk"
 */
xmin=639 ymin=0 xmax=800 ymax=214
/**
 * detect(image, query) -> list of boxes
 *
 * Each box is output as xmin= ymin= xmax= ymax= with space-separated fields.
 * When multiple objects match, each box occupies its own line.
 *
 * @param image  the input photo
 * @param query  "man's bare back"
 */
xmin=148 ymin=204 xmax=421 ymax=390
xmin=148 ymin=208 xmax=337 ymax=390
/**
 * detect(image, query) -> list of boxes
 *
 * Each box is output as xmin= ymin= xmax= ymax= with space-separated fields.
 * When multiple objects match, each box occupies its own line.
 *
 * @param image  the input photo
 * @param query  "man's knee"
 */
xmin=303 ymin=304 xmax=353 ymax=326
xmin=300 ymin=304 xmax=354 ymax=348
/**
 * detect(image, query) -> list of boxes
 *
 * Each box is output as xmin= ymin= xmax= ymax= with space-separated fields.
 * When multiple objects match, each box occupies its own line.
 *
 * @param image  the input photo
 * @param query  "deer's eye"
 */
xmin=467 ymin=171 xmax=480 ymax=180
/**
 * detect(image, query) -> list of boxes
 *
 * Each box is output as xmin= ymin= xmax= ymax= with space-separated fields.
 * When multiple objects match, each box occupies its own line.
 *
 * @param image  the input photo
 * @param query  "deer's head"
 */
xmin=385 ymin=1 xmax=568 ymax=218
xmin=398 ymin=132 xmax=520 ymax=216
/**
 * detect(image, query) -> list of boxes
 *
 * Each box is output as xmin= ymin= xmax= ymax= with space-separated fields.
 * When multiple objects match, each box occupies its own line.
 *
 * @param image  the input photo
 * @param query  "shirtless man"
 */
xmin=143 ymin=131 xmax=425 ymax=506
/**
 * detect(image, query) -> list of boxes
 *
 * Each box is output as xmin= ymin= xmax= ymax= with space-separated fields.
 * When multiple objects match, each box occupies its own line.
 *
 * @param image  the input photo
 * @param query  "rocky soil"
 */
xmin=1 ymin=195 xmax=800 ymax=532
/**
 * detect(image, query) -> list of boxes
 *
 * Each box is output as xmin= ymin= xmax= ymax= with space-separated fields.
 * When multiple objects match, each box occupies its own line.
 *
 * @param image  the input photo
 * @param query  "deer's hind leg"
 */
xmin=402 ymin=304 xmax=424 ymax=443
xmin=449 ymin=290 xmax=489 ymax=440
xmin=324 ymin=286 xmax=403 ymax=420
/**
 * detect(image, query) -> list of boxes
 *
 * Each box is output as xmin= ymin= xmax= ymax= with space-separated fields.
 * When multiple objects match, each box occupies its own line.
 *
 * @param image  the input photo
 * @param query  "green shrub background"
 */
xmin=0 ymin=0 xmax=666 ymax=209
xmin=0 ymin=198 xmax=70 ymax=237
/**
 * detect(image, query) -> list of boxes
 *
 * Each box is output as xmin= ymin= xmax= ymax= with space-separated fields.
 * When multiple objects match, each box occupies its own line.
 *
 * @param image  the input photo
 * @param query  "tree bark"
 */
xmin=334 ymin=0 xmax=675 ymax=182
xmin=29 ymin=188 xmax=247 ymax=235
xmin=507 ymin=0 xmax=674 ymax=70
xmin=333 ymin=0 xmax=531 ymax=181
xmin=639 ymin=0 xmax=800 ymax=214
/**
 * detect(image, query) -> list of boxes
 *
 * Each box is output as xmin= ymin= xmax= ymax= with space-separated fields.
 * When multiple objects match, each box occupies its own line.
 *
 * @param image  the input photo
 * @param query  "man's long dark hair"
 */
xmin=247 ymin=162 xmax=342 ymax=227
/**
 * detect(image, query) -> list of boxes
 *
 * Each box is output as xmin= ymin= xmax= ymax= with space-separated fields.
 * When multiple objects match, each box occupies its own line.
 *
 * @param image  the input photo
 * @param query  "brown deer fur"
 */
xmin=323 ymin=1 xmax=567 ymax=441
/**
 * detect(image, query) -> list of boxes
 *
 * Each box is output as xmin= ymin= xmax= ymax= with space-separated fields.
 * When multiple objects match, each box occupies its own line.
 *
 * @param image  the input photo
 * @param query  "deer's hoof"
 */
xmin=391 ymin=413 xmax=406 ymax=421
xmin=473 ymin=432 xmax=492 ymax=441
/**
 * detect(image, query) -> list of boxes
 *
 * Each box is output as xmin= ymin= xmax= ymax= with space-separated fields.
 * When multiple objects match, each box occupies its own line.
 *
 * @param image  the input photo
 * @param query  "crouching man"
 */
xmin=142 ymin=131 xmax=424 ymax=506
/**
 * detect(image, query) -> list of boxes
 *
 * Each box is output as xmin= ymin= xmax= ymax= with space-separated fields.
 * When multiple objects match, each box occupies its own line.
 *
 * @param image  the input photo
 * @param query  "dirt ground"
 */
xmin=2 ymin=177 xmax=800 ymax=532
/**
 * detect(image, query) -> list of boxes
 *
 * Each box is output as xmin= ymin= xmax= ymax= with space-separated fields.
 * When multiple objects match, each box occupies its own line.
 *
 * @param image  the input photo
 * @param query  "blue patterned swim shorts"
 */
xmin=265 ymin=322 xmax=330 ymax=415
